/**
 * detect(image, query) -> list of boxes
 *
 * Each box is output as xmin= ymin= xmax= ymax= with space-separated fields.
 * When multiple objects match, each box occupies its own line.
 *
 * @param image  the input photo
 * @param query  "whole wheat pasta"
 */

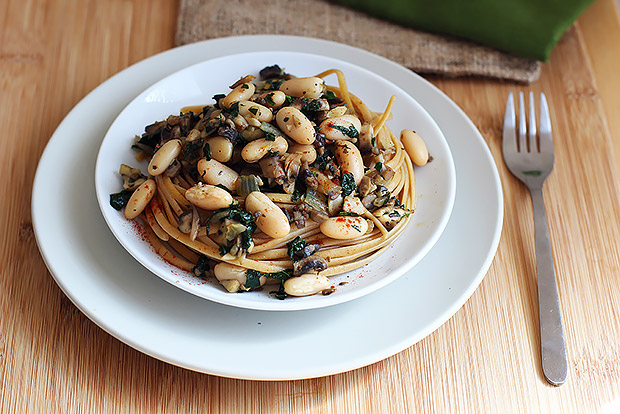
xmin=109 ymin=65 xmax=429 ymax=298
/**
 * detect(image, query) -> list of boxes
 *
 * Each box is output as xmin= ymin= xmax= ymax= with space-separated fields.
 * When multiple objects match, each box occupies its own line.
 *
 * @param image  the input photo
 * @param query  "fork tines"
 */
xmin=503 ymin=92 xmax=552 ymax=154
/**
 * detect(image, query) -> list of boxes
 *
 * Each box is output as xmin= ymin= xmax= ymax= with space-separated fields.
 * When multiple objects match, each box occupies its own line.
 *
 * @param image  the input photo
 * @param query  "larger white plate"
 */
xmin=32 ymin=35 xmax=503 ymax=380
xmin=94 ymin=51 xmax=456 ymax=311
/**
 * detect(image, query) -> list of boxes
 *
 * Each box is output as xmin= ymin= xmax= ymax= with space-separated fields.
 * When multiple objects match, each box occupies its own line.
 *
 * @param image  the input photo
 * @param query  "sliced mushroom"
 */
xmin=165 ymin=159 xmax=182 ymax=178
xmin=259 ymin=156 xmax=286 ymax=184
xmin=293 ymin=254 xmax=329 ymax=276
xmin=358 ymin=176 xmax=377 ymax=197
xmin=373 ymin=206 xmax=409 ymax=230
xmin=119 ymin=164 xmax=147 ymax=191
xmin=177 ymin=210 xmax=193 ymax=234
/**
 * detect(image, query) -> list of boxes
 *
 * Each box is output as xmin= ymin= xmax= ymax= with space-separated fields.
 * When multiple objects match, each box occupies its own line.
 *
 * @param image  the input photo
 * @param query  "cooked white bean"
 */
xmin=241 ymin=135 xmax=288 ymax=163
xmin=214 ymin=262 xmax=269 ymax=289
xmin=275 ymin=107 xmax=315 ymax=145
xmin=288 ymin=143 xmax=317 ymax=163
xmin=197 ymin=158 xmax=239 ymax=191
xmin=238 ymin=100 xmax=273 ymax=122
xmin=254 ymin=91 xmax=286 ymax=109
xmin=319 ymin=115 xmax=362 ymax=141
xmin=215 ymin=263 xmax=246 ymax=282
xmin=244 ymin=191 xmax=290 ymax=238
xmin=279 ymin=77 xmax=325 ymax=99
xmin=334 ymin=141 xmax=364 ymax=185
xmin=148 ymin=139 xmax=182 ymax=176
xmin=401 ymin=129 xmax=429 ymax=166
xmin=320 ymin=216 xmax=369 ymax=240
xmin=325 ymin=106 xmax=348 ymax=119
xmin=124 ymin=179 xmax=156 ymax=219
xmin=185 ymin=183 xmax=233 ymax=210
xmin=205 ymin=136 xmax=234 ymax=163
xmin=283 ymin=273 xmax=331 ymax=297
xmin=221 ymin=82 xmax=256 ymax=109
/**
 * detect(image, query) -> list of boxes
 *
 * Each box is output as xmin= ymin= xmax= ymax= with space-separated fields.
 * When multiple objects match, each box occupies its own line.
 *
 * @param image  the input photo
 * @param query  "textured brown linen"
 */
xmin=175 ymin=0 xmax=541 ymax=83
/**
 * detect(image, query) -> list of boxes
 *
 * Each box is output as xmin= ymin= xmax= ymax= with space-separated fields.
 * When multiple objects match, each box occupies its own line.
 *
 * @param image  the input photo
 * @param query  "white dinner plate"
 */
xmin=32 ymin=35 xmax=503 ymax=380
xmin=94 ymin=51 xmax=456 ymax=311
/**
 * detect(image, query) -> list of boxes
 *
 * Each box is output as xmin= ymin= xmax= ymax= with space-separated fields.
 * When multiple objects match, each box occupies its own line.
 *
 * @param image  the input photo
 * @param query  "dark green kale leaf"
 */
xmin=287 ymin=236 xmax=308 ymax=262
xmin=332 ymin=124 xmax=359 ymax=138
xmin=340 ymin=172 xmax=356 ymax=197
xmin=109 ymin=190 xmax=133 ymax=210
xmin=245 ymin=269 xmax=294 ymax=292
xmin=193 ymin=255 xmax=212 ymax=277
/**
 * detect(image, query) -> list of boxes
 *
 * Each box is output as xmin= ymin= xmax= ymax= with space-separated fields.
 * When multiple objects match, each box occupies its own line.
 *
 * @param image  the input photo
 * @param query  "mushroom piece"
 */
xmin=119 ymin=164 xmax=147 ymax=191
xmin=373 ymin=206 xmax=409 ymax=230
xmin=293 ymin=254 xmax=328 ymax=276
xmin=165 ymin=159 xmax=182 ymax=178
xmin=177 ymin=210 xmax=193 ymax=234
xmin=294 ymin=243 xmax=321 ymax=260
xmin=358 ymin=176 xmax=376 ymax=197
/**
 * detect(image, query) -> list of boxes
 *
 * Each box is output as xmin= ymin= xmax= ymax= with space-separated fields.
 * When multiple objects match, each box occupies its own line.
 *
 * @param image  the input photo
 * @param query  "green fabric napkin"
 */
xmin=333 ymin=0 xmax=595 ymax=61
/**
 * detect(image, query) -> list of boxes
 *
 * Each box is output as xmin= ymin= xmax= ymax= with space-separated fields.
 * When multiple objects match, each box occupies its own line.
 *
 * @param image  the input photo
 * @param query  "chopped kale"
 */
xmin=222 ymin=101 xmax=239 ymax=117
xmin=340 ymin=172 xmax=356 ymax=197
xmin=332 ymin=124 xmax=359 ymax=138
xmin=212 ymin=93 xmax=226 ymax=108
xmin=245 ymin=269 xmax=293 ymax=292
xmin=339 ymin=211 xmax=360 ymax=217
xmin=109 ymin=189 xmax=133 ymax=211
xmin=265 ymin=79 xmax=284 ymax=90
xmin=203 ymin=142 xmax=212 ymax=161
xmin=287 ymin=236 xmax=308 ymax=262
xmin=193 ymin=255 xmax=211 ymax=277
xmin=207 ymin=204 xmax=257 ymax=254
xmin=321 ymin=90 xmax=337 ymax=101
xmin=264 ymin=93 xmax=276 ymax=106
xmin=375 ymin=161 xmax=383 ymax=172
xmin=244 ymin=270 xmax=262 ymax=290
xmin=270 ymin=283 xmax=288 ymax=300
xmin=182 ymin=138 xmax=205 ymax=161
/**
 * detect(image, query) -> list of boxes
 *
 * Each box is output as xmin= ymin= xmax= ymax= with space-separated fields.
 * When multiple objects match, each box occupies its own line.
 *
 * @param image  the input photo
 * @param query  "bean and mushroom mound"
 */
xmin=109 ymin=65 xmax=430 ymax=299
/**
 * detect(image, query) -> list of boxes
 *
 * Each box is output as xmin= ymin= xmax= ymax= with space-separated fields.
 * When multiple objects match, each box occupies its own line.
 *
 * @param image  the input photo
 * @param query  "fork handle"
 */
xmin=530 ymin=187 xmax=568 ymax=386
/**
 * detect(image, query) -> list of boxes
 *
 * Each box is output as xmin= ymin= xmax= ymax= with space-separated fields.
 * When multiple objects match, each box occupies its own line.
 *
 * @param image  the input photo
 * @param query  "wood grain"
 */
xmin=2 ymin=0 xmax=620 ymax=412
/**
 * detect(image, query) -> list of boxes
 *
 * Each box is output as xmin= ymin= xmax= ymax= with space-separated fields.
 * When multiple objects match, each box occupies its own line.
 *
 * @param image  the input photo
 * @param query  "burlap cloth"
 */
xmin=176 ymin=0 xmax=542 ymax=83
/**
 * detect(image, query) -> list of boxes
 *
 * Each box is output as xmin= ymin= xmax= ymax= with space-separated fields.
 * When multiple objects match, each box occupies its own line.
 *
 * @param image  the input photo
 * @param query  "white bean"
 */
xmin=185 ymin=183 xmax=233 ymax=210
xmin=288 ymin=143 xmax=317 ymax=164
xmin=334 ymin=141 xmax=364 ymax=185
xmin=221 ymin=82 xmax=256 ymax=109
xmin=320 ymin=216 xmax=369 ymax=240
xmin=279 ymin=77 xmax=325 ymax=99
xmin=275 ymin=107 xmax=315 ymax=145
xmin=148 ymin=139 xmax=182 ymax=176
xmin=283 ymin=273 xmax=331 ymax=297
xmin=325 ymin=106 xmax=348 ymax=118
xmin=400 ymin=129 xmax=429 ymax=166
xmin=124 ymin=179 xmax=156 ymax=219
xmin=241 ymin=135 xmax=288 ymax=163
xmin=214 ymin=262 xmax=247 ymax=283
xmin=238 ymin=100 xmax=273 ymax=122
xmin=205 ymin=136 xmax=234 ymax=163
xmin=319 ymin=115 xmax=362 ymax=141
xmin=197 ymin=158 xmax=239 ymax=191
xmin=244 ymin=191 xmax=290 ymax=238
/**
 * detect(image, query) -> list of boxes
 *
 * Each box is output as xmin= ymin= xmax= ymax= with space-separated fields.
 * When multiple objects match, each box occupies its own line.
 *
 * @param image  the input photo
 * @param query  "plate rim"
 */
xmin=32 ymin=34 xmax=503 ymax=380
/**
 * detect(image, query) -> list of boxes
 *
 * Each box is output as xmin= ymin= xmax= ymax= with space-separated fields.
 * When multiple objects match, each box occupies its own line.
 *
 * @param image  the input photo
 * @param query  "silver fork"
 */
xmin=502 ymin=92 xmax=568 ymax=386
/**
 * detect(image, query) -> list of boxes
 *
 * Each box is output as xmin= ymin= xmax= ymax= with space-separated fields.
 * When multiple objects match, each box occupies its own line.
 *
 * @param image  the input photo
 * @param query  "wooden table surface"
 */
xmin=2 ymin=0 xmax=620 ymax=412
